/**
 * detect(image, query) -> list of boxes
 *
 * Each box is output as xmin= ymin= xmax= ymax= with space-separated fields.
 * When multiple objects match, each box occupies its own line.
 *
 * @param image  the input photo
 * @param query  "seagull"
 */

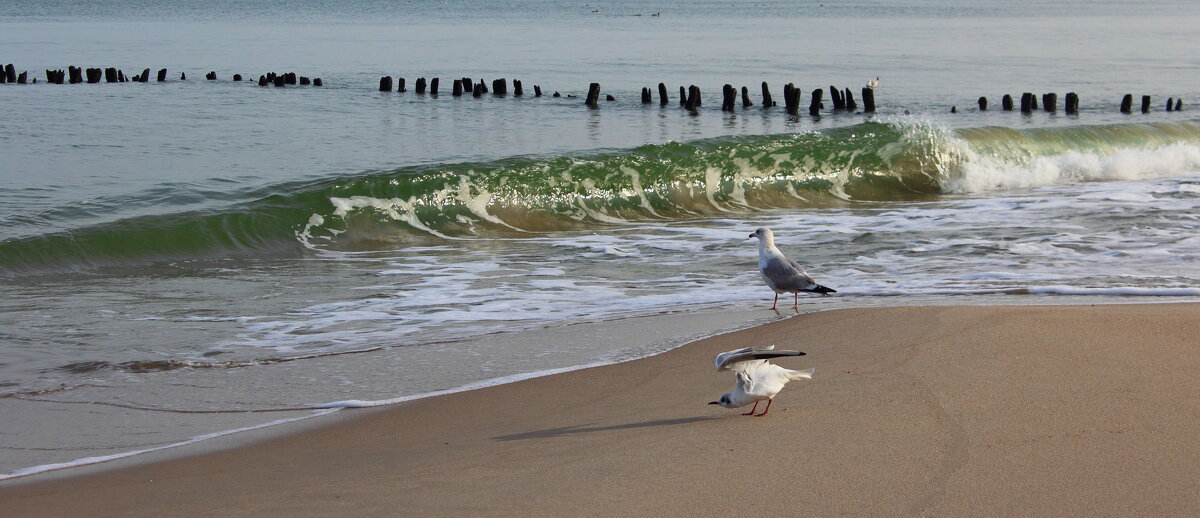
xmin=750 ymin=227 xmax=836 ymax=310
xmin=709 ymin=345 xmax=813 ymax=417
xmin=867 ymin=77 xmax=879 ymax=89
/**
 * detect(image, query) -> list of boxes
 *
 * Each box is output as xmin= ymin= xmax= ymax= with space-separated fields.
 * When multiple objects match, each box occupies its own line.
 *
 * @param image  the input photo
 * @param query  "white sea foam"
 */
xmin=945 ymin=142 xmax=1200 ymax=193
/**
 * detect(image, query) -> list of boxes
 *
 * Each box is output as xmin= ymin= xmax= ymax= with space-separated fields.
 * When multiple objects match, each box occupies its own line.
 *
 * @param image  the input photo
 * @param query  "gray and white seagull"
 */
xmin=708 ymin=345 xmax=814 ymax=417
xmin=750 ymin=227 xmax=836 ymax=310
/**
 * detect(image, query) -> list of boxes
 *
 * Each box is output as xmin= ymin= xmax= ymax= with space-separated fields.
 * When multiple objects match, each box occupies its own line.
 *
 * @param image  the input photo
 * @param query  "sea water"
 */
xmin=2 ymin=0 xmax=1199 ymax=478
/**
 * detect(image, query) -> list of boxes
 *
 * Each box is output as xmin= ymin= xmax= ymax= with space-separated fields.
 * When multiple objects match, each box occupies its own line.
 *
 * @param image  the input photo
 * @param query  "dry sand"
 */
xmin=2 ymin=303 xmax=1198 ymax=517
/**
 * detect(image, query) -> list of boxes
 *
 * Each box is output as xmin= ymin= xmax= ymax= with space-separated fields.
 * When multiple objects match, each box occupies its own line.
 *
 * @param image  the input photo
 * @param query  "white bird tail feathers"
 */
xmin=787 ymin=368 xmax=815 ymax=381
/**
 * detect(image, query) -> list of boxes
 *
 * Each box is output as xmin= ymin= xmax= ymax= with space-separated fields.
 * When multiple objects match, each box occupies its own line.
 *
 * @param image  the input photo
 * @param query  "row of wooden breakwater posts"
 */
xmin=961 ymin=93 xmax=1183 ymax=114
xmin=377 ymin=75 xmax=878 ymax=115
xmin=0 ymin=64 xmax=322 ymax=87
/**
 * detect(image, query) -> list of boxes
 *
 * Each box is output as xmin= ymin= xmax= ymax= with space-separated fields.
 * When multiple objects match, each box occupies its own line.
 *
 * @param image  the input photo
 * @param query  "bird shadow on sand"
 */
xmin=492 ymin=416 xmax=718 ymax=441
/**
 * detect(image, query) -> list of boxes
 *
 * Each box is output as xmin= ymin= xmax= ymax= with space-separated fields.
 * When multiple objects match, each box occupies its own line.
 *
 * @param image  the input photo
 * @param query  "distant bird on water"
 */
xmin=749 ymin=227 xmax=836 ymax=310
xmin=867 ymin=77 xmax=879 ymax=89
xmin=709 ymin=345 xmax=813 ymax=417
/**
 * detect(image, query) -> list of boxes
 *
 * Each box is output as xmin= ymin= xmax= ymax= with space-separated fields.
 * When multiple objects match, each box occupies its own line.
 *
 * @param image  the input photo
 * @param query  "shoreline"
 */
xmin=2 ymin=302 xmax=1198 ymax=516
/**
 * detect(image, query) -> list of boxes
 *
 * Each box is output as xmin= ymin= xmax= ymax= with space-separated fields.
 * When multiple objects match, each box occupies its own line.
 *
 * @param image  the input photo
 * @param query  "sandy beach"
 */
xmin=2 ymin=303 xmax=1198 ymax=517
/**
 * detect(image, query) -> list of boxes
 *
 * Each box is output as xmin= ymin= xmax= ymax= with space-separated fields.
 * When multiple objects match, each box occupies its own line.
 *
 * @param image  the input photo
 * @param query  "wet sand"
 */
xmin=2 ymin=303 xmax=1198 ymax=517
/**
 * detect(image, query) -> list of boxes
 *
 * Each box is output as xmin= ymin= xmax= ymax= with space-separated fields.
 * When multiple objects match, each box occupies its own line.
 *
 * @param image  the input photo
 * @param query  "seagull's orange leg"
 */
xmin=742 ymin=401 xmax=759 ymax=416
xmin=754 ymin=398 xmax=774 ymax=417
xmin=792 ymin=293 xmax=799 ymax=309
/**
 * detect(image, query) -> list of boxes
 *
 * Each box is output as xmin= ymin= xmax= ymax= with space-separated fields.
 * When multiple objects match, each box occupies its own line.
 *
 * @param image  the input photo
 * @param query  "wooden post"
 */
xmin=180 ymin=72 xmax=186 ymax=80
xmin=978 ymin=97 xmax=987 ymax=111
xmin=1043 ymin=93 xmax=1057 ymax=112
xmin=232 ymin=73 xmax=242 ymax=81
xmin=721 ymin=84 xmax=734 ymax=111
xmin=139 ymin=68 xmax=151 ymax=82
xmin=273 ymin=75 xmax=284 ymax=87
xmin=642 ymin=87 xmax=652 ymax=104
xmin=586 ymin=83 xmax=601 ymax=106
xmin=1141 ymin=95 xmax=1151 ymax=113
xmin=379 ymin=76 xmax=392 ymax=91
xmin=416 ymin=77 xmax=426 ymax=94
xmin=784 ymin=84 xmax=797 ymax=115
xmin=431 ymin=78 xmax=439 ymax=95
xmin=1002 ymin=94 xmax=1014 ymax=111
xmin=68 ymin=66 xmax=81 ymax=84
xmin=830 ymin=86 xmax=845 ymax=110
xmin=258 ymin=75 xmax=268 ymax=86
xmin=479 ymin=80 xmax=487 ymax=94
xmin=534 ymin=85 xmax=542 ymax=97
xmin=844 ymin=88 xmax=856 ymax=111
xmin=742 ymin=86 xmax=752 ymax=107
xmin=685 ymin=85 xmax=699 ymax=111
xmin=513 ymin=79 xmax=522 ymax=96
xmin=1176 ymin=99 xmax=1182 ymax=111
xmin=1030 ymin=93 xmax=1038 ymax=111
xmin=809 ymin=88 xmax=823 ymax=116
xmin=4 ymin=64 xmax=14 ymax=83
xmin=493 ymin=78 xmax=506 ymax=95
xmin=679 ymin=86 xmax=687 ymax=107
xmin=761 ymin=82 xmax=773 ymax=108
xmin=1120 ymin=94 xmax=1133 ymax=113
xmin=1065 ymin=92 xmax=1079 ymax=114
xmin=206 ymin=71 xmax=216 ymax=80
xmin=473 ymin=82 xmax=483 ymax=98
xmin=951 ymin=106 xmax=957 ymax=113
xmin=17 ymin=71 xmax=27 ymax=84
xmin=862 ymin=86 xmax=875 ymax=113
xmin=313 ymin=78 xmax=322 ymax=86
xmin=1166 ymin=97 xmax=1174 ymax=112
xmin=606 ymin=94 xmax=615 ymax=101
xmin=285 ymin=72 xmax=296 ymax=85
xmin=299 ymin=76 xmax=310 ymax=85
xmin=462 ymin=78 xmax=472 ymax=92
xmin=87 ymin=68 xmax=102 ymax=83
xmin=397 ymin=78 xmax=406 ymax=92
xmin=658 ymin=83 xmax=668 ymax=105
xmin=1020 ymin=92 xmax=1033 ymax=113
xmin=453 ymin=79 xmax=463 ymax=96
xmin=156 ymin=68 xmax=166 ymax=82
xmin=105 ymin=67 xmax=117 ymax=83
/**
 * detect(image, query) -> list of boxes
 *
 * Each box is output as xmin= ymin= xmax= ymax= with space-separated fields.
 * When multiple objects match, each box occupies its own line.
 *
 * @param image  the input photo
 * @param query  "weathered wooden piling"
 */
xmin=1002 ymin=94 xmax=1014 ymax=111
xmin=861 ymin=86 xmax=876 ymax=113
xmin=104 ymin=67 xmax=117 ymax=83
xmin=313 ymin=78 xmax=322 ymax=87
xmin=513 ymin=79 xmax=522 ymax=96
xmin=258 ymin=75 xmax=268 ymax=86
xmin=397 ymin=78 xmax=406 ymax=92
xmin=830 ymin=86 xmax=845 ymax=110
xmin=586 ymin=83 xmax=601 ymax=106
xmin=138 ymin=68 xmax=151 ymax=82
xmin=379 ymin=76 xmax=392 ymax=91
xmin=416 ymin=77 xmax=427 ymax=94
xmin=721 ymin=84 xmax=734 ymax=111
xmin=679 ymin=86 xmax=687 ymax=107
xmin=951 ymin=106 xmax=957 ymax=113
xmin=17 ymin=71 xmax=27 ymax=84
xmin=273 ymin=75 xmax=285 ymax=87
xmin=2 ymin=64 xmax=12 ymax=83
xmin=492 ymin=78 xmax=507 ymax=96
xmin=809 ymin=88 xmax=823 ymax=116
xmin=473 ymin=82 xmax=483 ymax=98
xmin=232 ymin=73 xmax=242 ymax=81
xmin=206 ymin=71 xmax=216 ymax=80
xmin=1141 ymin=95 xmax=1151 ymax=113
xmin=181 ymin=72 xmax=186 ymax=80
xmin=534 ymin=85 xmax=542 ymax=97
xmin=641 ymin=87 xmax=652 ymax=104
xmin=431 ymin=78 xmax=440 ymax=95
xmin=68 ymin=66 xmax=81 ymax=84
xmin=783 ymin=83 xmax=798 ymax=115
xmin=657 ymin=83 xmax=668 ymax=105
xmin=86 ymin=68 xmax=101 ymax=84
xmin=978 ymin=97 xmax=987 ymax=111
xmin=300 ymin=76 xmax=310 ymax=85
xmin=685 ymin=85 xmax=700 ymax=111
xmin=844 ymin=88 xmax=856 ymax=111
xmin=285 ymin=72 xmax=296 ymax=85
xmin=1020 ymin=92 xmax=1033 ymax=113
xmin=1030 ymin=95 xmax=1037 ymax=111
xmin=1120 ymin=94 xmax=1133 ymax=113
xmin=552 ymin=91 xmax=561 ymax=97
xmin=742 ymin=86 xmax=752 ymax=107
xmin=44 ymin=70 xmax=61 ymax=84
xmin=453 ymin=79 xmax=463 ymax=96
xmin=461 ymin=78 xmax=472 ymax=92
xmin=606 ymin=94 xmax=615 ymax=101
xmin=1166 ymin=97 xmax=1174 ymax=112
xmin=156 ymin=69 xmax=166 ymax=82
xmin=761 ymin=82 xmax=773 ymax=108
xmin=1043 ymin=93 xmax=1057 ymax=112
xmin=1176 ymin=99 xmax=1182 ymax=111
xmin=479 ymin=80 xmax=487 ymax=94
xmin=1065 ymin=92 xmax=1079 ymax=114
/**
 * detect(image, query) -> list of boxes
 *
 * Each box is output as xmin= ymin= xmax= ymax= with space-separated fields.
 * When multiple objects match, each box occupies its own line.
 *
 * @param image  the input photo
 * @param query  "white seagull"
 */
xmin=867 ymin=77 xmax=879 ymax=89
xmin=750 ymin=227 xmax=836 ymax=310
xmin=708 ymin=345 xmax=814 ymax=417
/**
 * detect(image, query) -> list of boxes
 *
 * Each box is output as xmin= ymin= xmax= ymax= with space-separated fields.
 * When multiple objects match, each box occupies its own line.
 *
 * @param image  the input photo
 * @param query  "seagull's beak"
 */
xmin=708 ymin=401 xmax=720 ymax=405
xmin=747 ymin=233 xmax=755 ymax=239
